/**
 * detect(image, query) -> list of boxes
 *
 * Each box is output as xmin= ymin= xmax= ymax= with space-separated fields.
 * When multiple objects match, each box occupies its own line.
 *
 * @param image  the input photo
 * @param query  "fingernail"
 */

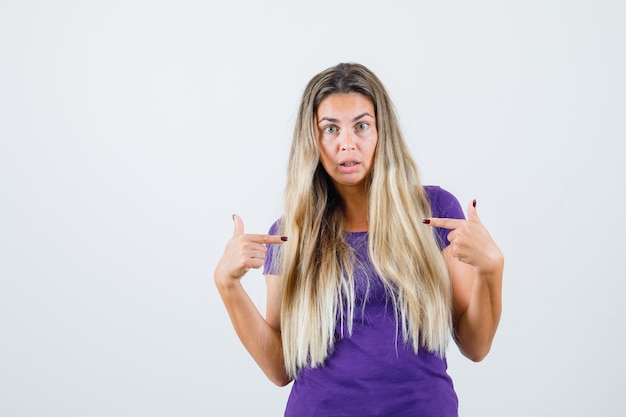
xmin=281 ymin=236 xmax=288 ymax=241
xmin=472 ymin=199 xmax=477 ymax=208
xmin=232 ymin=214 xmax=235 ymax=221
xmin=422 ymin=219 xmax=431 ymax=224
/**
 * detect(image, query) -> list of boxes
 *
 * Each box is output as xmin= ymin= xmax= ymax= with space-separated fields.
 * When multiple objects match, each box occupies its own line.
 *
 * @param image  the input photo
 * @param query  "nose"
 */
xmin=340 ymin=131 xmax=355 ymax=151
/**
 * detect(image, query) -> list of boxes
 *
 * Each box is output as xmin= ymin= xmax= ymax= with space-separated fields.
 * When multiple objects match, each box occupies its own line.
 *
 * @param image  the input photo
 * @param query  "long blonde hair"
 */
xmin=278 ymin=63 xmax=451 ymax=378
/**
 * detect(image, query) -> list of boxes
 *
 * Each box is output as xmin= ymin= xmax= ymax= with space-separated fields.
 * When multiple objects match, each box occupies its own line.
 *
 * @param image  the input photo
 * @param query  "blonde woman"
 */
xmin=214 ymin=63 xmax=504 ymax=417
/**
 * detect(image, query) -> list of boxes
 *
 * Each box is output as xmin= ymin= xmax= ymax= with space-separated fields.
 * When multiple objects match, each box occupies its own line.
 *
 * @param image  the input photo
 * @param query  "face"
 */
xmin=316 ymin=93 xmax=378 ymax=193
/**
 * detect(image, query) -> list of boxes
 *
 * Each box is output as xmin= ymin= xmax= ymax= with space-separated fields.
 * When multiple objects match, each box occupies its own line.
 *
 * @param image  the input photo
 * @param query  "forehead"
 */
xmin=316 ymin=93 xmax=375 ymax=118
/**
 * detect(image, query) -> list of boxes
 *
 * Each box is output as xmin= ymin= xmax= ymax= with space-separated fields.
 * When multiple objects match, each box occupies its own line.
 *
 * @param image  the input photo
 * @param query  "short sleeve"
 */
xmin=424 ymin=186 xmax=465 ymax=250
xmin=262 ymin=220 xmax=281 ymax=275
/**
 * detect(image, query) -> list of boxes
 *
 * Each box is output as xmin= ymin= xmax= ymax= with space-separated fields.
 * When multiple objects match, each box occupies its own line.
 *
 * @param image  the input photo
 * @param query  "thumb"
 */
xmin=467 ymin=199 xmax=481 ymax=223
xmin=232 ymin=214 xmax=244 ymax=237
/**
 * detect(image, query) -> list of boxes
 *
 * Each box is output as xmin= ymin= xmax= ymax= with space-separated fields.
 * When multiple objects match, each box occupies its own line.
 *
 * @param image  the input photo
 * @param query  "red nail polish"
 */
xmin=422 ymin=219 xmax=431 ymax=224
xmin=472 ymin=199 xmax=476 ymax=208
xmin=281 ymin=236 xmax=288 ymax=241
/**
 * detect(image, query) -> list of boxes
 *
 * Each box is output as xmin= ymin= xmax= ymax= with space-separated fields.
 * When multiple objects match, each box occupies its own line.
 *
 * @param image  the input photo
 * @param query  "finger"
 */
xmin=246 ymin=234 xmax=288 ymax=245
xmin=242 ymin=246 xmax=269 ymax=262
xmin=467 ymin=199 xmax=481 ymax=223
xmin=232 ymin=214 xmax=244 ymax=237
xmin=424 ymin=217 xmax=464 ymax=229
xmin=231 ymin=215 xmax=288 ymax=244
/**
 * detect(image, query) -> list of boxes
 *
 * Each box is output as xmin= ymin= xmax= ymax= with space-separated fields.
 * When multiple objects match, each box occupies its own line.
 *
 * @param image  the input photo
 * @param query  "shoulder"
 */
xmin=424 ymin=185 xmax=455 ymax=205
xmin=423 ymin=185 xmax=465 ymax=220
xmin=267 ymin=218 xmax=282 ymax=235
xmin=264 ymin=218 xmax=283 ymax=276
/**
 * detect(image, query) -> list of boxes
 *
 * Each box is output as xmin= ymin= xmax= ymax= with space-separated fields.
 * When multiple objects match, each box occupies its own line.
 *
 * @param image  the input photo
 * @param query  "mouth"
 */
xmin=340 ymin=161 xmax=358 ymax=167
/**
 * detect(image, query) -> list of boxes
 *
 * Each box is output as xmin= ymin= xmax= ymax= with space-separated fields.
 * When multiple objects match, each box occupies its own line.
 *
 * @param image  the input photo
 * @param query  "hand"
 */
xmin=214 ymin=215 xmax=287 ymax=287
xmin=425 ymin=200 xmax=503 ymax=274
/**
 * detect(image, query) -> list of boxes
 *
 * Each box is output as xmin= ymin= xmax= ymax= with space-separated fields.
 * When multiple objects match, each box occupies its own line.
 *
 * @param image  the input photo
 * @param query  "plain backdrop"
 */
xmin=1 ymin=1 xmax=624 ymax=416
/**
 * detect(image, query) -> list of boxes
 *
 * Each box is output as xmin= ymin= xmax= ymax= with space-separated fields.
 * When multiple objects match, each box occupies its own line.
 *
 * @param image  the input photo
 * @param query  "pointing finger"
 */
xmin=423 ymin=217 xmax=464 ymax=230
xmin=230 ymin=215 xmax=288 ymax=244
xmin=246 ymin=234 xmax=288 ymax=245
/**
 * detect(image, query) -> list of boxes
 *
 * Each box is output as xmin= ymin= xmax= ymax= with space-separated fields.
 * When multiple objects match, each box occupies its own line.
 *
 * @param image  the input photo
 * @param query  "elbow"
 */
xmin=269 ymin=374 xmax=292 ymax=387
xmin=464 ymin=348 xmax=490 ymax=363
xmin=264 ymin=365 xmax=292 ymax=387
xmin=457 ymin=337 xmax=493 ymax=362
xmin=274 ymin=379 xmax=292 ymax=387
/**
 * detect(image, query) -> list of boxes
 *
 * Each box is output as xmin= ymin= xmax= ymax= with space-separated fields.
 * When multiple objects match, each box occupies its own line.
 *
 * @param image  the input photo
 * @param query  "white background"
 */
xmin=1 ymin=1 xmax=624 ymax=416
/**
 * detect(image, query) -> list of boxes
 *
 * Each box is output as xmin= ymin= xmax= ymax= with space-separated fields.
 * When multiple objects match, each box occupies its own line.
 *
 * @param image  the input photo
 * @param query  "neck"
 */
xmin=336 ymin=185 xmax=369 ymax=232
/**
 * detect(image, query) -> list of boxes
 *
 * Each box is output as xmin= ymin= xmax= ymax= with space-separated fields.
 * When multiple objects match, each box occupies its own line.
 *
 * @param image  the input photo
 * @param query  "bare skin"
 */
xmin=428 ymin=200 xmax=504 ymax=361
xmin=317 ymin=93 xmax=376 ymax=231
xmin=214 ymin=215 xmax=291 ymax=385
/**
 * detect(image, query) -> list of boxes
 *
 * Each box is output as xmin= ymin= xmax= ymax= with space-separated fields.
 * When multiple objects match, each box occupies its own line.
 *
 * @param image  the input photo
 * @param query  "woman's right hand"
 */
xmin=213 ymin=214 xmax=291 ymax=386
xmin=214 ymin=214 xmax=287 ymax=287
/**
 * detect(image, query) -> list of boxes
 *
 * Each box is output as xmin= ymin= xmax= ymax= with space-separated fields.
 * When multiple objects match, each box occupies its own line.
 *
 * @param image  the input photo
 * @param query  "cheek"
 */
xmin=319 ymin=139 xmax=337 ymax=157
xmin=318 ymin=145 xmax=333 ymax=168
xmin=366 ymin=140 xmax=378 ymax=163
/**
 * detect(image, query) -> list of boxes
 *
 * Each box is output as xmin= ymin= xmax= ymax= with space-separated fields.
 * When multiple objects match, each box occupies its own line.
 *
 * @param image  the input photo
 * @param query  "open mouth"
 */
xmin=341 ymin=161 xmax=358 ymax=167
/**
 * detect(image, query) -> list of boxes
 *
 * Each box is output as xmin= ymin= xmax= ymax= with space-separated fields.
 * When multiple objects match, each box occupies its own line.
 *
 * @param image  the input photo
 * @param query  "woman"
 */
xmin=214 ymin=63 xmax=504 ymax=416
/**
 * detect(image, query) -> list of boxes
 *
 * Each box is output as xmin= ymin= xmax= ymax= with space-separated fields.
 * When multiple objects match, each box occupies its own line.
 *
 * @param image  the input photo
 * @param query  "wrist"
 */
xmin=214 ymin=271 xmax=244 ymax=292
xmin=476 ymin=249 xmax=504 ymax=277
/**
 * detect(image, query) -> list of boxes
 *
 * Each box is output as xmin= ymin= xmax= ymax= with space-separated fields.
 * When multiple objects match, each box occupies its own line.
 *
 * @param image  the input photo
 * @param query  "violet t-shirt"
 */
xmin=263 ymin=186 xmax=465 ymax=417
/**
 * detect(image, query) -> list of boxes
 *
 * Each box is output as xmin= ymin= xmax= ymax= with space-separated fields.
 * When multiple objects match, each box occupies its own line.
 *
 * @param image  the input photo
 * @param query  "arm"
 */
xmin=214 ymin=215 xmax=291 ymax=386
xmin=426 ymin=200 xmax=504 ymax=362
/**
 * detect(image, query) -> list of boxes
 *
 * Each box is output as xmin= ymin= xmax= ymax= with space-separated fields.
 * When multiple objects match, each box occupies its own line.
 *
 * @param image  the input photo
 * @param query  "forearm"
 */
xmin=454 ymin=266 xmax=503 ymax=362
xmin=215 ymin=278 xmax=291 ymax=386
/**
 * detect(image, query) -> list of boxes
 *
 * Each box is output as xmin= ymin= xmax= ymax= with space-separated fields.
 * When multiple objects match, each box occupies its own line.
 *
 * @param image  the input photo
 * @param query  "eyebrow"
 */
xmin=317 ymin=112 xmax=374 ymax=125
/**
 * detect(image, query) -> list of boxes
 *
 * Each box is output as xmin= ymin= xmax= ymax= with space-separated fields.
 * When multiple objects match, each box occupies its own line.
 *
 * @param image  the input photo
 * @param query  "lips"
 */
xmin=339 ymin=158 xmax=359 ymax=166
xmin=338 ymin=159 xmax=360 ymax=174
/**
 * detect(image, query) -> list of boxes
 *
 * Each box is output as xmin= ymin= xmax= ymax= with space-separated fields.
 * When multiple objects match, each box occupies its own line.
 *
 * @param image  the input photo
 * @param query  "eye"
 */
xmin=356 ymin=122 xmax=369 ymax=131
xmin=323 ymin=125 xmax=338 ymax=134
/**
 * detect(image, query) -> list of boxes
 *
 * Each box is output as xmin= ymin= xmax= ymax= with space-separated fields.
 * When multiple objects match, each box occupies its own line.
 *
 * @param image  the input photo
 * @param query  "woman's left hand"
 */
xmin=425 ymin=200 xmax=504 ymax=361
xmin=425 ymin=200 xmax=503 ymax=274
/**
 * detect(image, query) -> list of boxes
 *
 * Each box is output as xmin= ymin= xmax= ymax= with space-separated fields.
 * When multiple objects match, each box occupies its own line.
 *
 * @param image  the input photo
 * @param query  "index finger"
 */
xmin=423 ymin=217 xmax=464 ymax=230
xmin=247 ymin=234 xmax=288 ymax=244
